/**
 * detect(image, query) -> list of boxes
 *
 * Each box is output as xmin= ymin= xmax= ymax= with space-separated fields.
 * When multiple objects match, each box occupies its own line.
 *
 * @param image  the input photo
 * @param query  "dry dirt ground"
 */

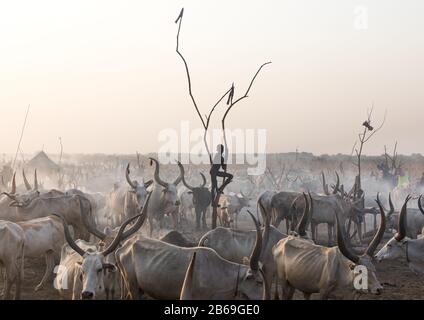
xmin=1 ymin=214 xmax=423 ymax=300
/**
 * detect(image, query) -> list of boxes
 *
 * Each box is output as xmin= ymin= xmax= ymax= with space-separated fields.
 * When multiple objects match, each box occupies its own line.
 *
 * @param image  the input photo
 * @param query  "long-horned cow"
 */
xmin=108 ymin=164 xmax=152 ymax=226
xmin=272 ymin=194 xmax=386 ymax=299
xmin=1 ymin=192 xmax=96 ymax=241
xmin=0 ymin=220 xmax=25 ymax=300
xmin=53 ymin=195 xmax=150 ymax=300
xmin=16 ymin=215 xmax=66 ymax=292
xmin=115 ymin=212 xmax=267 ymax=300
xmin=375 ymin=195 xmax=424 ymax=274
xmin=200 ymin=193 xmax=312 ymax=299
xmin=145 ymin=158 xmax=183 ymax=236
xmin=178 ymin=162 xmax=211 ymax=230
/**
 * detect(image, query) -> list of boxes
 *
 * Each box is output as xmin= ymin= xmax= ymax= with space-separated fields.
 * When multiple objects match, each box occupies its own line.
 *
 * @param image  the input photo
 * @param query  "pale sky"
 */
xmin=0 ymin=0 xmax=423 ymax=156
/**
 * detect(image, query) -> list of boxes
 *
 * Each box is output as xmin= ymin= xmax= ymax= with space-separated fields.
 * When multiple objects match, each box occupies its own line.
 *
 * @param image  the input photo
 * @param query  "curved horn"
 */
xmin=180 ymin=251 xmax=196 ymax=300
xmin=53 ymin=213 xmax=86 ymax=257
xmin=395 ymin=195 xmax=411 ymax=241
xmin=78 ymin=196 xmax=106 ymax=240
xmin=1 ymin=176 xmax=5 ymax=188
xmin=335 ymin=212 xmax=359 ymax=264
xmin=125 ymin=163 xmax=137 ymax=189
xmin=149 ymin=158 xmax=168 ymax=188
xmin=246 ymin=210 xmax=262 ymax=272
xmin=144 ymin=179 xmax=153 ymax=189
xmin=321 ymin=172 xmax=330 ymax=195
xmin=258 ymin=199 xmax=270 ymax=254
xmin=297 ymin=193 xmax=309 ymax=237
xmin=173 ymin=161 xmax=184 ymax=186
xmin=388 ymin=193 xmax=394 ymax=215
xmin=22 ymin=169 xmax=32 ymax=190
xmin=34 ymin=169 xmax=39 ymax=191
xmin=418 ymin=195 xmax=424 ymax=215
xmin=101 ymin=213 xmax=143 ymax=256
xmin=10 ymin=173 xmax=16 ymax=194
xmin=121 ymin=192 xmax=152 ymax=241
xmin=1 ymin=192 xmax=16 ymax=201
xmin=178 ymin=162 xmax=195 ymax=191
xmin=366 ymin=193 xmax=387 ymax=256
xmin=332 ymin=171 xmax=340 ymax=194
xmin=199 ymin=172 xmax=207 ymax=188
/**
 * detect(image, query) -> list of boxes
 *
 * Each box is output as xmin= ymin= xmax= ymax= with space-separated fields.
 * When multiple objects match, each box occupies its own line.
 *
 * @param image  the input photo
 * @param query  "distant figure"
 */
xmin=210 ymin=144 xmax=233 ymax=203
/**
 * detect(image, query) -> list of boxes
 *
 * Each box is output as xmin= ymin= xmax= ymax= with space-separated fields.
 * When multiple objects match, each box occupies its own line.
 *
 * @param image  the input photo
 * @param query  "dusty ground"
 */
xmin=1 ymin=213 xmax=423 ymax=300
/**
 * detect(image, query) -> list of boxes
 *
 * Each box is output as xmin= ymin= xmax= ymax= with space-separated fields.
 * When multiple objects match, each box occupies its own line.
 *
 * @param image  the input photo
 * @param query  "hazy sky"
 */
xmin=0 ymin=0 xmax=423 ymax=156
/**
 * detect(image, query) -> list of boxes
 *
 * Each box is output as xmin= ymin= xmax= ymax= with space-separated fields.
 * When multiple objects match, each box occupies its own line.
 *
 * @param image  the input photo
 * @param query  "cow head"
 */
xmin=3 ymin=189 xmax=40 ymax=207
xmin=150 ymin=158 xmax=183 ymax=213
xmin=375 ymin=195 xmax=412 ymax=262
xmin=238 ymin=190 xmax=252 ymax=208
xmin=237 ymin=211 xmax=269 ymax=300
xmin=178 ymin=162 xmax=211 ymax=210
xmin=336 ymin=193 xmax=387 ymax=295
xmin=125 ymin=163 xmax=152 ymax=211
xmin=56 ymin=193 xmax=151 ymax=300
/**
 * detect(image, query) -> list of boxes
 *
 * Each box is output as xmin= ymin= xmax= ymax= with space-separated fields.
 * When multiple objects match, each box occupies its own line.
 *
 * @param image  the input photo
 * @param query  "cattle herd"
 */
xmin=1 ymin=153 xmax=424 ymax=300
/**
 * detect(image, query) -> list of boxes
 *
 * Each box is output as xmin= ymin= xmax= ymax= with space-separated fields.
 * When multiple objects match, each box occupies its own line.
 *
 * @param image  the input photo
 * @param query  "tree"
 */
xmin=174 ymin=8 xmax=271 ymax=229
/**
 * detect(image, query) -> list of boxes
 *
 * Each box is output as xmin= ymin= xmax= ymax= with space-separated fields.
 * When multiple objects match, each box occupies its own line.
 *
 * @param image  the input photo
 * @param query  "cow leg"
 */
xmin=202 ymin=210 xmax=207 ymax=230
xmin=311 ymin=222 xmax=317 ymax=243
xmin=281 ymin=281 xmax=295 ymax=300
xmin=273 ymin=274 xmax=280 ymax=300
xmin=105 ymin=288 xmax=110 ymax=300
xmin=148 ymin=216 xmax=154 ymax=237
xmin=285 ymin=219 xmax=290 ymax=234
xmin=195 ymin=209 xmax=201 ymax=230
xmin=303 ymin=292 xmax=312 ymax=300
xmin=363 ymin=217 xmax=367 ymax=234
xmin=35 ymin=250 xmax=55 ymax=292
xmin=327 ymin=223 xmax=334 ymax=246
xmin=3 ymin=270 xmax=11 ymax=300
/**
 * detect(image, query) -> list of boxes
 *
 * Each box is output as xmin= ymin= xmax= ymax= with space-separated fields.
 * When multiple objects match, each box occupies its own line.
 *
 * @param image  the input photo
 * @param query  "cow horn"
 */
xmin=335 ymin=212 xmax=359 ymax=264
xmin=259 ymin=268 xmax=270 ymax=300
xmin=173 ymin=161 xmax=184 ymax=186
xmin=388 ymin=193 xmax=394 ymax=215
xmin=22 ymin=169 xmax=32 ymax=190
xmin=178 ymin=162 xmax=195 ymax=191
xmin=53 ymin=213 xmax=86 ymax=257
xmin=332 ymin=171 xmax=340 ymax=194
xmin=1 ymin=192 xmax=16 ymax=201
xmin=199 ymin=172 xmax=207 ymax=188
xmin=144 ymin=179 xmax=153 ymax=189
xmin=102 ymin=213 xmax=143 ymax=256
xmin=121 ymin=192 xmax=152 ymax=241
xmin=247 ymin=210 xmax=262 ymax=272
xmin=34 ymin=169 xmax=39 ymax=191
xmin=418 ymin=195 xmax=424 ymax=215
xmin=258 ymin=200 xmax=270 ymax=253
xmin=125 ymin=163 xmax=137 ymax=189
xmin=395 ymin=195 xmax=411 ymax=242
xmin=321 ymin=172 xmax=330 ymax=195
xmin=11 ymin=173 xmax=16 ymax=194
xmin=180 ymin=251 xmax=196 ymax=300
xmin=149 ymin=158 xmax=168 ymax=188
xmin=78 ymin=196 xmax=107 ymax=240
xmin=297 ymin=193 xmax=309 ymax=237
xmin=366 ymin=193 xmax=387 ymax=256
